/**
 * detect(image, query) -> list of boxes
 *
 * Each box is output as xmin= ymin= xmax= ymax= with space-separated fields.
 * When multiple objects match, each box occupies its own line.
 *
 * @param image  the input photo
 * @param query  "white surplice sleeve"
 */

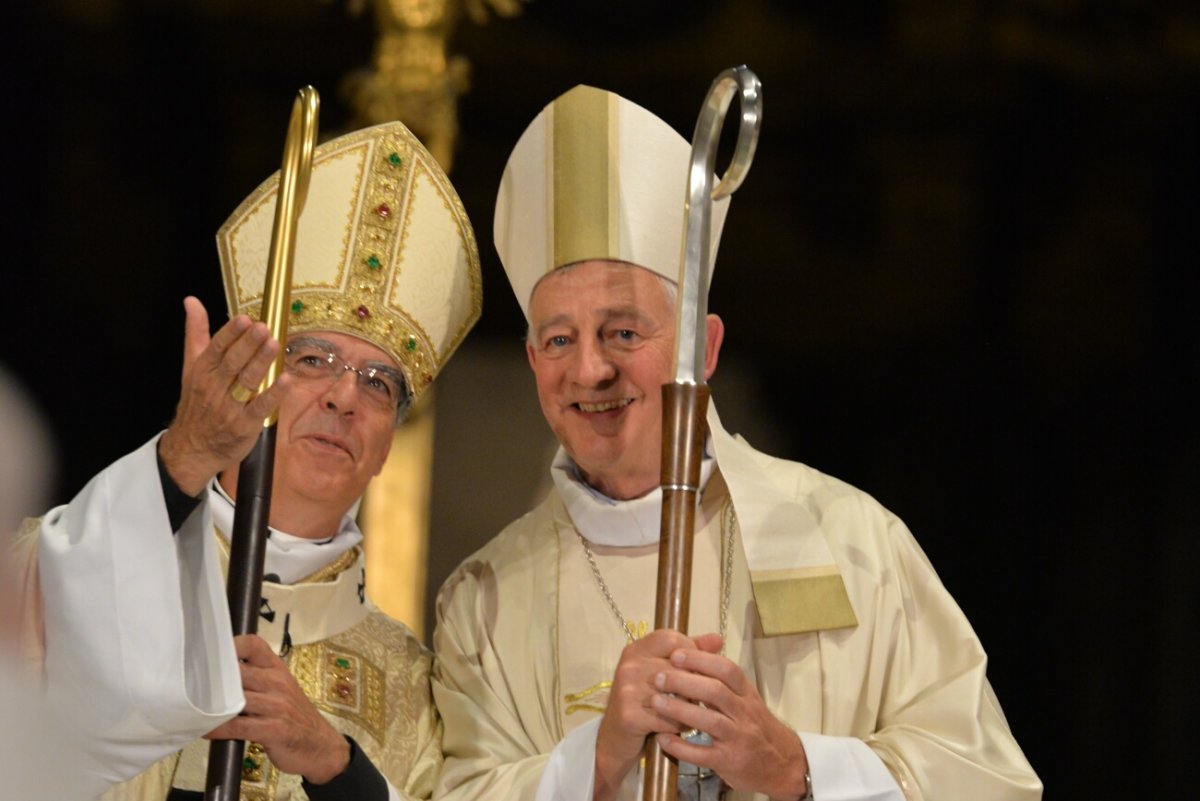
xmin=532 ymin=718 xmax=599 ymax=801
xmin=36 ymin=433 xmax=243 ymax=791
xmin=799 ymin=732 xmax=904 ymax=801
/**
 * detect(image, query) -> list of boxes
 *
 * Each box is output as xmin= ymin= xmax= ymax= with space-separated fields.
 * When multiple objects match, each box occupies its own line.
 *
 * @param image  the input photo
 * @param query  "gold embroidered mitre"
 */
xmin=217 ymin=121 xmax=482 ymax=402
xmin=493 ymin=85 xmax=730 ymax=319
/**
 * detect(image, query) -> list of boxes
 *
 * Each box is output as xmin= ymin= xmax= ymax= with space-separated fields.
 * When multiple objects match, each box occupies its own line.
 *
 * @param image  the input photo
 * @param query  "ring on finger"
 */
xmin=230 ymin=381 xmax=255 ymax=404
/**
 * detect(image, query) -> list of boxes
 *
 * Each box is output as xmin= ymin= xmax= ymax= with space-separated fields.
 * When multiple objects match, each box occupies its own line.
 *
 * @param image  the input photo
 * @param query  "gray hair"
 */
xmin=524 ymin=262 xmax=678 ymax=346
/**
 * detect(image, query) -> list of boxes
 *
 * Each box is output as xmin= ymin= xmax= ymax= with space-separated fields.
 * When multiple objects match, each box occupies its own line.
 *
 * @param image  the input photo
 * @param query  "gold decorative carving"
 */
xmin=343 ymin=0 xmax=525 ymax=170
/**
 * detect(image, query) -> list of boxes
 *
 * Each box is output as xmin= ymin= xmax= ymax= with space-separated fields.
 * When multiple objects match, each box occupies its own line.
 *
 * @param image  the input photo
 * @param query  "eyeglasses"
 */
xmin=284 ymin=339 xmax=408 ymax=413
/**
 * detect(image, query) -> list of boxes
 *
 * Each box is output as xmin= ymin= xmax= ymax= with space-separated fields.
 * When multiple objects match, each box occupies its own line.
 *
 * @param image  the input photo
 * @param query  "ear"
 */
xmin=703 ymin=314 xmax=724 ymax=381
xmin=526 ymin=338 xmax=538 ymax=372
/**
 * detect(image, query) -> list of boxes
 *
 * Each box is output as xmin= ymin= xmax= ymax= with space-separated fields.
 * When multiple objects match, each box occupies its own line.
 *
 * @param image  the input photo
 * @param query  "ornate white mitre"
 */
xmin=217 ymin=120 xmax=482 ymax=402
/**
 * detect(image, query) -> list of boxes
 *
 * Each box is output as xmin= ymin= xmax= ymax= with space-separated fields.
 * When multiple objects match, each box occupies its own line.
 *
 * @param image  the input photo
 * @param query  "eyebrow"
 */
xmin=288 ymin=335 xmax=336 ymax=352
xmin=601 ymin=307 xmax=650 ymax=325
xmin=533 ymin=314 xmax=574 ymax=340
xmin=534 ymin=306 xmax=648 ymax=338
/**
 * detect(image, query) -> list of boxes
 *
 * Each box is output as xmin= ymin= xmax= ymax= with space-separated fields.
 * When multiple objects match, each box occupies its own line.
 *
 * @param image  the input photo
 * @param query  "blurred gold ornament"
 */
xmin=341 ymin=0 xmax=523 ymax=638
xmin=342 ymin=0 xmax=525 ymax=171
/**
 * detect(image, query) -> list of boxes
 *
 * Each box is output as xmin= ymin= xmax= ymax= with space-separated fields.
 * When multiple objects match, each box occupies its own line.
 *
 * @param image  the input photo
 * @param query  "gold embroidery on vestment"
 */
xmin=237 ymin=739 xmax=278 ymax=801
xmin=563 ymin=679 xmax=613 ymax=717
xmin=241 ymin=741 xmax=266 ymax=782
xmin=563 ymin=680 xmax=612 ymax=703
xmin=303 ymin=546 xmax=360 ymax=584
xmin=292 ymin=642 xmax=386 ymax=743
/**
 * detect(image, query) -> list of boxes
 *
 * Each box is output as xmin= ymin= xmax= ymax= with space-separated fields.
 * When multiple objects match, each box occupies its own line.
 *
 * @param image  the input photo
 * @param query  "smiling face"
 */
xmin=526 ymin=260 xmax=723 ymax=499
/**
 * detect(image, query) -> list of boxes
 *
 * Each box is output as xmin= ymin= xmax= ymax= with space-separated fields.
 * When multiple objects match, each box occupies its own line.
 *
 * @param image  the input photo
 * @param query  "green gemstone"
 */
xmin=243 ymin=757 xmax=258 ymax=771
xmin=406 ymin=336 xmax=417 ymax=352
xmin=366 ymin=255 xmax=382 ymax=270
xmin=291 ymin=300 xmax=304 ymax=313
xmin=336 ymin=657 xmax=350 ymax=669
xmin=388 ymin=152 xmax=402 ymax=167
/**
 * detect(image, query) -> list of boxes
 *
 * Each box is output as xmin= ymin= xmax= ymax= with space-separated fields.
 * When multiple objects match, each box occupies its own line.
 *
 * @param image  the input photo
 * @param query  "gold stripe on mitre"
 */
xmin=551 ymin=86 xmax=614 ymax=271
xmin=750 ymin=565 xmax=858 ymax=637
xmin=495 ymin=84 xmax=730 ymax=319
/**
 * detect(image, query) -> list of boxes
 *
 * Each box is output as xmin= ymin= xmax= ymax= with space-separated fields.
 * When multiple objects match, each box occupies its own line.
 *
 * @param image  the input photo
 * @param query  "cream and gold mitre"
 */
xmin=494 ymin=84 xmax=731 ymax=319
xmin=217 ymin=121 xmax=482 ymax=403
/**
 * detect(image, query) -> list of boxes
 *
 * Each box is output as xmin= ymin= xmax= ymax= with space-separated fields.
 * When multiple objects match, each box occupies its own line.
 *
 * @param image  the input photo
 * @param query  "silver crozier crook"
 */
xmin=644 ymin=66 xmax=762 ymax=801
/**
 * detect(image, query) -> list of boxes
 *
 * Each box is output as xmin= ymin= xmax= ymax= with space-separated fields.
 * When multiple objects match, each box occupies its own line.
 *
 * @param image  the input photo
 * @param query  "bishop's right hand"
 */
xmin=593 ymin=629 xmax=723 ymax=801
xmin=158 ymin=296 xmax=292 ymax=496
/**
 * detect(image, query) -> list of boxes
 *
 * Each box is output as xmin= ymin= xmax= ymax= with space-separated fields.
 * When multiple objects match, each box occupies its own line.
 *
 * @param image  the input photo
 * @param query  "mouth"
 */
xmin=305 ymin=434 xmax=353 ymax=458
xmin=574 ymin=398 xmax=633 ymax=413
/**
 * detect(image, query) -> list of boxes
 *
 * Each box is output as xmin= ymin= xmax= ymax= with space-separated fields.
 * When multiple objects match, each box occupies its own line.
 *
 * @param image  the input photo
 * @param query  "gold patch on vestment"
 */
xmin=752 ymin=567 xmax=858 ymax=635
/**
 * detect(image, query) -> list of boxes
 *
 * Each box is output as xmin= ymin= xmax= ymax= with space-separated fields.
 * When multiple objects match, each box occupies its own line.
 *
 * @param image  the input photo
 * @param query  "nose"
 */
xmin=319 ymin=369 xmax=360 ymax=414
xmin=568 ymin=335 xmax=617 ymax=387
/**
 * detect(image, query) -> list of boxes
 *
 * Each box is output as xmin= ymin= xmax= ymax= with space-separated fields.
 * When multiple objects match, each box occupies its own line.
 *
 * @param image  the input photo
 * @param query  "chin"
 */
xmin=279 ymin=472 xmax=356 ymax=505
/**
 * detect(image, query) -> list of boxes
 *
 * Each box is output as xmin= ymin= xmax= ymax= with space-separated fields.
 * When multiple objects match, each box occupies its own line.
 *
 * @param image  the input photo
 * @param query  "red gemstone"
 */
xmin=356 ymin=305 xmax=370 ymax=319
xmin=375 ymin=203 xmax=391 ymax=219
xmin=335 ymin=683 xmax=351 ymax=697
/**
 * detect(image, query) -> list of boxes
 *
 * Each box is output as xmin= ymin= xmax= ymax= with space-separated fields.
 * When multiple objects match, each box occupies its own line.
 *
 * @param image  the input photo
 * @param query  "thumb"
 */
xmin=181 ymin=296 xmax=211 ymax=366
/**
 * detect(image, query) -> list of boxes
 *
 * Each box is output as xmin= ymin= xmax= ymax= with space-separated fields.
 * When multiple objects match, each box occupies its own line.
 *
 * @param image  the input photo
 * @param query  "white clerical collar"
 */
xmin=550 ymin=442 xmax=715 ymax=547
xmin=207 ymin=480 xmax=363 ymax=584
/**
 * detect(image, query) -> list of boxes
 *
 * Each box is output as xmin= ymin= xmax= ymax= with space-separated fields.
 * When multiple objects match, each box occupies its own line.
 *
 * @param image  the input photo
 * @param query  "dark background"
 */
xmin=5 ymin=1 xmax=1198 ymax=797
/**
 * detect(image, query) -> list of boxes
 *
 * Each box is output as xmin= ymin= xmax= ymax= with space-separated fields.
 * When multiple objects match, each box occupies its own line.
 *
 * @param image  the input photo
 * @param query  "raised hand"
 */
xmin=158 ymin=296 xmax=292 ymax=496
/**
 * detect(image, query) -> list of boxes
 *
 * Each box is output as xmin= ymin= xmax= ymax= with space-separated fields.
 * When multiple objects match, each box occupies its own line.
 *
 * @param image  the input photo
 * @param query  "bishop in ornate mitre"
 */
xmin=12 ymin=119 xmax=480 ymax=800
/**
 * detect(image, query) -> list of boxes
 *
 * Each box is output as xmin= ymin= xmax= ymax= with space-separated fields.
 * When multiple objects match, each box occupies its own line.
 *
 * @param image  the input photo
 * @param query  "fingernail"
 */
xmin=671 ymin=651 xmax=686 ymax=666
xmin=652 ymin=694 xmax=667 ymax=710
xmin=655 ymin=672 xmax=666 ymax=689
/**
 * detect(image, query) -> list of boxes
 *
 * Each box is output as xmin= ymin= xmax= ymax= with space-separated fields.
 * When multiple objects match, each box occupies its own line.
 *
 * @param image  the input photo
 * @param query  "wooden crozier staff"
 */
xmin=643 ymin=66 xmax=762 ymax=801
xmin=205 ymin=86 xmax=320 ymax=801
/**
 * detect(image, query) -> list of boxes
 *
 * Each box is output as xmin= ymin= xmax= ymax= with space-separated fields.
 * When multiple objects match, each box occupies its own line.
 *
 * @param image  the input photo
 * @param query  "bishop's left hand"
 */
xmin=652 ymin=633 xmax=812 ymax=801
xmin=205 ymin=635 xmax=350 ymax=785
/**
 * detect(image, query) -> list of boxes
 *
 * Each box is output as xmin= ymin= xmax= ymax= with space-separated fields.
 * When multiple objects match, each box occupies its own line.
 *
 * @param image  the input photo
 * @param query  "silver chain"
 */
xmin=578 ymin=499 xmax=736 ymax=647
xmin=720 ymin=501 xmax=735 ymax=640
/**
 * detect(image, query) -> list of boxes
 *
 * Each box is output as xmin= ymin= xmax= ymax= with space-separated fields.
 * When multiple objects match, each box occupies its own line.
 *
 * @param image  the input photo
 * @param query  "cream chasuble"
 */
xmin=556 ymin=478 xmax=734 ymax=738
xmin=432 ymin=415 xmax=1041 ymax=801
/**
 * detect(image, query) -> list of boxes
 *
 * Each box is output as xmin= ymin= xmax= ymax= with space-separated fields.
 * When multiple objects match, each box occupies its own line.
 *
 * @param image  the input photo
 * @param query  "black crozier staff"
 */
xmin=205 ymin=85 xmax=320 ymax=801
